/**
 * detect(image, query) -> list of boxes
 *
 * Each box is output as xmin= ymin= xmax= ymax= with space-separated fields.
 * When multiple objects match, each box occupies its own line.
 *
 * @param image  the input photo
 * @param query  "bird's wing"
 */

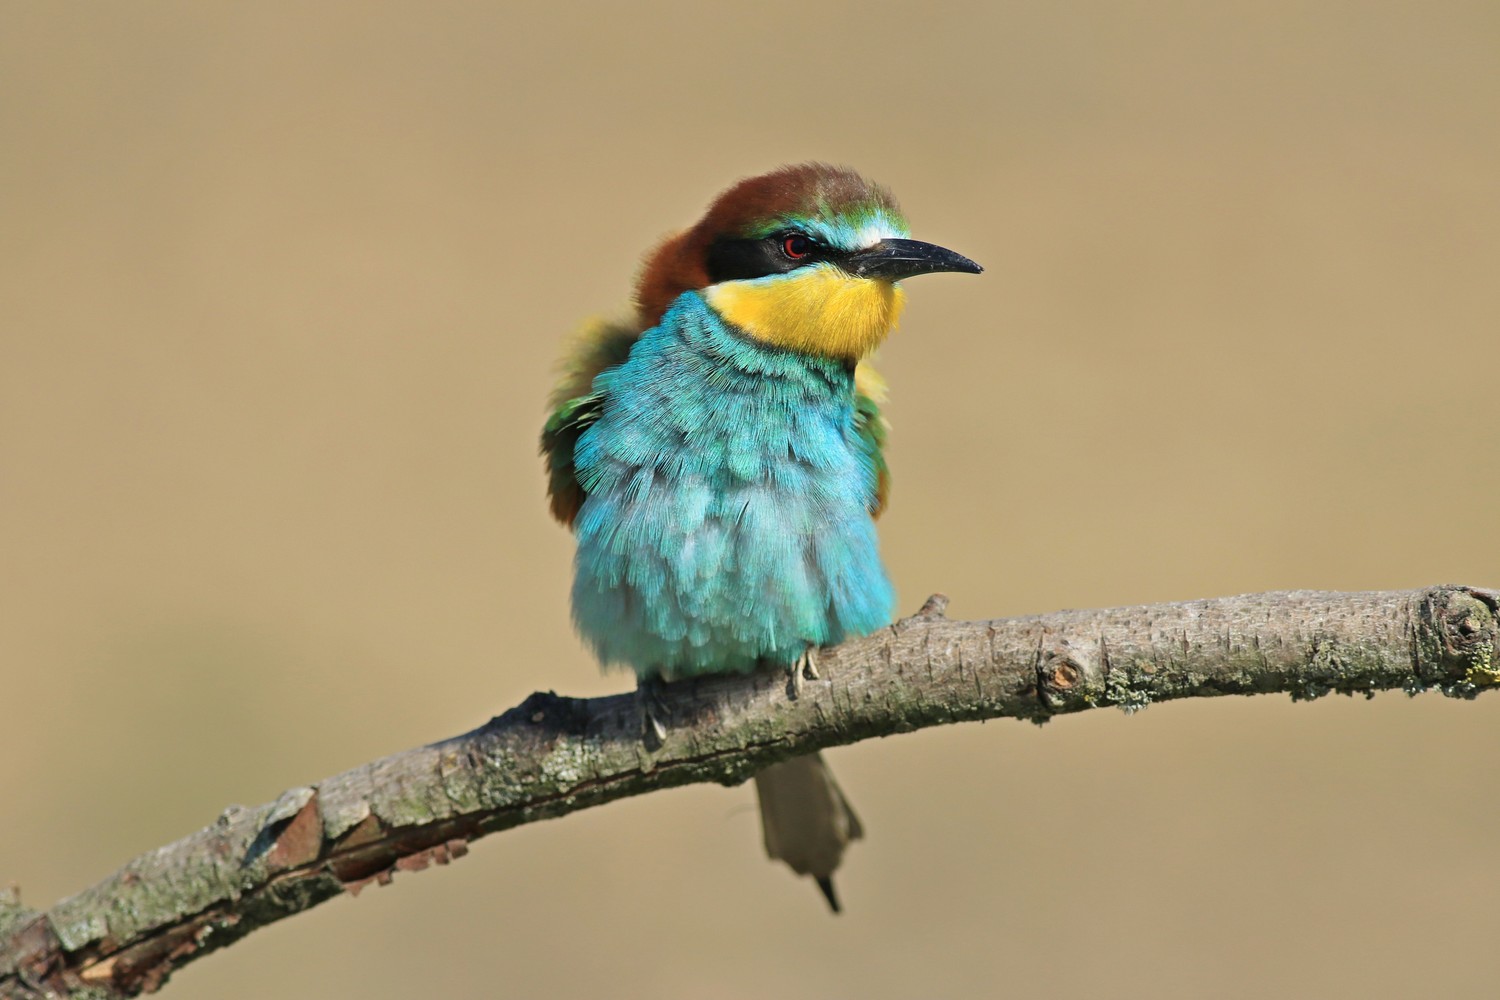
xmin=853 ymin=361 xmax=892 ymax=519
xmin=541 ymin=318 xmax=642 ymax=528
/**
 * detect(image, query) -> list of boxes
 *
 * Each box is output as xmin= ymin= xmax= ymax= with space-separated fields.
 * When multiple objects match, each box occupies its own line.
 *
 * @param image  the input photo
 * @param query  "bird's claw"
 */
xmin=788 ymin=648 xmax=821 ymax=699
xmin=635 ymin=677 xmax=668 ymax=752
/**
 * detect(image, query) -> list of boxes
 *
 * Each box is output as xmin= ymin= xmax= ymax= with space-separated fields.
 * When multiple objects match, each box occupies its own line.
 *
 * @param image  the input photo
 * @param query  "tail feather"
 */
xmin=815 ymin=876 xmax=842 ymax=914
xmin=753 ymin=752 xmax=862 ymax=914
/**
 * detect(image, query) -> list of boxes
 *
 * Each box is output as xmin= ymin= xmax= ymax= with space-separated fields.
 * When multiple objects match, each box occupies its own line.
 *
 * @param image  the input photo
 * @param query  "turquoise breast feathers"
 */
xmin=570 ymin=293 xmax=895 ymax=678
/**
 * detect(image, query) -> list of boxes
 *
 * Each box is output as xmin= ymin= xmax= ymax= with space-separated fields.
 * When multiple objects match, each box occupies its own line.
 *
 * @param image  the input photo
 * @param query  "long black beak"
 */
xmin=843 ymin=238 xmax=983 ymax=280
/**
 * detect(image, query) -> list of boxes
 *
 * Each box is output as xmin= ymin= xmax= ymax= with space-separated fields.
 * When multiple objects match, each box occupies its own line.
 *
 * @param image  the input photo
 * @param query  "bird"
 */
xmin=541 ymin=163 xmax=981 ymax=912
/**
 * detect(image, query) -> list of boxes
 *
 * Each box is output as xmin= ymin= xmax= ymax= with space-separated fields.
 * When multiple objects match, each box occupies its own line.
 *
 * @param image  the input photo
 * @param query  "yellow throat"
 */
xmin=705 ymin=265 xmax=906 ymax=361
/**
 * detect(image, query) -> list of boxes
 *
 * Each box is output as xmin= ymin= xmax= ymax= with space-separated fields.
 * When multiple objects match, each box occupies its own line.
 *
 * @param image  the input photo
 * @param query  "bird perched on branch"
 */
xmin=542 ymin=163 xmax=981 ymax=911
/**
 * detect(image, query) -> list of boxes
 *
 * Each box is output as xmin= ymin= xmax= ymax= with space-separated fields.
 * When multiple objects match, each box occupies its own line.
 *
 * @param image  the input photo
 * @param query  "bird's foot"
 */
xmin=635 ymin=675 xmax=669 ymax=753
xmin=787 ymin=648 xmax=821 ymax=700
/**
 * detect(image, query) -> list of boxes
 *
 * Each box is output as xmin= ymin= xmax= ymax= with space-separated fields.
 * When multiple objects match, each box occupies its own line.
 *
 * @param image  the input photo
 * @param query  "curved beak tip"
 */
xmin=941 ymin=248 xmax=983 ymax=275
xmin=846 ymin=239 xmax=984 ymax=281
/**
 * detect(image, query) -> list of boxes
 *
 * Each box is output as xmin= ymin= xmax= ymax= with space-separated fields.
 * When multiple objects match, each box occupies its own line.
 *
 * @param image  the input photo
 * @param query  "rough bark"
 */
xmin=3 ymin=586 xmax=1497 ymax=999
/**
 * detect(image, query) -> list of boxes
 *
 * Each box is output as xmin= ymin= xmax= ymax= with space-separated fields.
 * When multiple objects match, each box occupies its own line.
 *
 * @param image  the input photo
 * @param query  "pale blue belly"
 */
xmin=569 ymin=296 xmax=895 ymax=679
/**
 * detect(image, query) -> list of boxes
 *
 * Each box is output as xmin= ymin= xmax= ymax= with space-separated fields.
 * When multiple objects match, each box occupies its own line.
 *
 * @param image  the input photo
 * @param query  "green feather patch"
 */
xmin=541 ymin=318 xmax=642 ymax=527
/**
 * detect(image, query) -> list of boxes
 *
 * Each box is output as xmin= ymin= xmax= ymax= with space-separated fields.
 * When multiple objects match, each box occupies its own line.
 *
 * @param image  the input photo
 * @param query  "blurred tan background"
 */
xmin=3 ymin=2 xmax=1498 ymax=997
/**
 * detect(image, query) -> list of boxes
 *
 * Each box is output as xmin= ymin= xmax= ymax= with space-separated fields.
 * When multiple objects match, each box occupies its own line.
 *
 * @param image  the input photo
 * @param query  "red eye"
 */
xmin=782 ymin=234 xmax=811 ymax=259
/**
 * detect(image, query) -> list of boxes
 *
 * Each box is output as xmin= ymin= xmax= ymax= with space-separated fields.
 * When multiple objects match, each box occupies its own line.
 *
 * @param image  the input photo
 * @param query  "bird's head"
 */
xmin=635 ymin=163 xmax=981 ymax=362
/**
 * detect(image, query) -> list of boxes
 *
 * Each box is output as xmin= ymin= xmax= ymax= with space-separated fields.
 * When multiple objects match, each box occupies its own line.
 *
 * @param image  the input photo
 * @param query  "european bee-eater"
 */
xmin=542 ymin=163 xmax=981 ymax=911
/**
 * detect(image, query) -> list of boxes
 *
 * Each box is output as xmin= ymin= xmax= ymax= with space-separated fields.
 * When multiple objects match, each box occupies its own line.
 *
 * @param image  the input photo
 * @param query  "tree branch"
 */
xmin=3 ymin=585 xmax=1497 ymax=998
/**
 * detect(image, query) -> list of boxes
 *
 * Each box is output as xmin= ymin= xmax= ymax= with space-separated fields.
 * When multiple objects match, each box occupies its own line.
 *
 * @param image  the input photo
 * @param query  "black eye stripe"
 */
xmin=706 ymin=234 xmax=843 ymax=283
xmin=705 ymin=238 xmax=788 ymax=282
